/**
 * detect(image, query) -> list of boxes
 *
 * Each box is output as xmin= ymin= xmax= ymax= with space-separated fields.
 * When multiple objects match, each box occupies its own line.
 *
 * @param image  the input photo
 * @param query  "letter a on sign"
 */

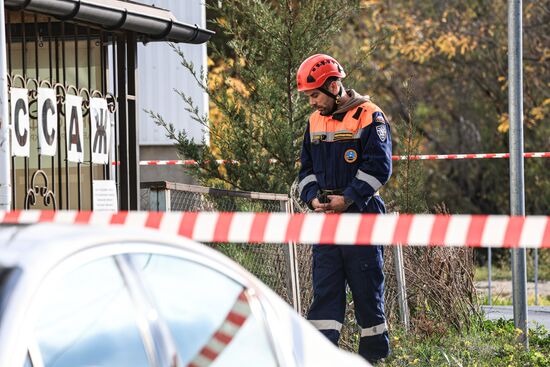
xmin=10 ymin=88 xmax=30 ymax=157
xmin=37 ymin=88 xmax=58 ymax=156
xmin=65 ymin=94 xmax=84 ymax=163
xmin=90 ymin=97 xmax=111 ymax=164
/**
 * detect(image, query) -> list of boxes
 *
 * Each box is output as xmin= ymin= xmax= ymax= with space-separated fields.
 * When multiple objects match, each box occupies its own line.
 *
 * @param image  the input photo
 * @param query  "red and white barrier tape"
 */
xmin=1 ymin=210 xmax=549 ymax=248
xmin=187 ymin=290 xmax=251 ymax=367
xmin=135 ymin=159 xmax=240 ymax=166
xmin=392 ymin=152 xmax=550 ymax=161
xmin=132 ymin=152 xmax=550 ymax=165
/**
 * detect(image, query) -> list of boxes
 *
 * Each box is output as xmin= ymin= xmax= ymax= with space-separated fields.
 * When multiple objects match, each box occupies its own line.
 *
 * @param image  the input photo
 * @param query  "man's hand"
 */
xmin=324 ymin=195 xmax=350 ymax=213
xmin=311 ymin=195 xmax=354 ymax=213
xmin=313 ymin=195 xmax=353 ymax=213
xmin=311 ymin=197 xmax=330 ymax=212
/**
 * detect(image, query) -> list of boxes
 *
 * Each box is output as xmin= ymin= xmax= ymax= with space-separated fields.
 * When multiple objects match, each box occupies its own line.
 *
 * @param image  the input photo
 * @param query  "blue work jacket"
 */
xmin=298 ymin=100 xmax=393 ymax=212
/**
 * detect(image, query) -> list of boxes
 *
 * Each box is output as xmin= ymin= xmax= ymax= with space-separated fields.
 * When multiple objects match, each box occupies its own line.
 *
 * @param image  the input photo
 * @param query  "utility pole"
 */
xmin=508 ymin=0 xmax=528 ymax=348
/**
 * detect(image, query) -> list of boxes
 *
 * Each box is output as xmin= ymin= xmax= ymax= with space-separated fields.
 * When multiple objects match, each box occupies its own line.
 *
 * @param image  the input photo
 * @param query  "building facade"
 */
xmin=137 ymin=0 xmax=209 ymax=185
xmin=3 ymin=0 xmax=213 ymax=210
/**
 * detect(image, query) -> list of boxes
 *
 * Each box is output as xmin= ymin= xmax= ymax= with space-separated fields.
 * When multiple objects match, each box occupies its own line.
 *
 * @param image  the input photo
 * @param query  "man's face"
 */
xmin=304 ymin=89 xmax=335 ymax=116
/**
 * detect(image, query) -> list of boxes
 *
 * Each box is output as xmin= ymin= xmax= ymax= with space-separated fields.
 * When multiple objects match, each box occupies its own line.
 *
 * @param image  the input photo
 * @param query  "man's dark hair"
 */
xmin=323 ymin=76 xmax=341 ymax=89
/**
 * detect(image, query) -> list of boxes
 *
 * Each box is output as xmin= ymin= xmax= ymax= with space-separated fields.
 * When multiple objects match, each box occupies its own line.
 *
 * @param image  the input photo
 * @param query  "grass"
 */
xmin=475 ymin=260 xmax=550 ymax=306
xmin=475 ymin=265 xmax=550 ymax=283
xmin=379 ymin=318 xmax=550 ymax=367
xmin=475 ymin=266 xmax=514 ymax=282
xmin=474 ymin=250 xmax=550 ymax=282
xmin=478 ymin=294 xmax=550 ymax=307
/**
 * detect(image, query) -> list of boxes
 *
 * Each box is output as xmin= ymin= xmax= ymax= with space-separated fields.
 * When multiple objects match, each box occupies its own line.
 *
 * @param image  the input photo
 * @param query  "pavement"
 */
xmin=476 ymin=280 xmax=550 ymax=330
xmin=482 ymin=305 xmax=550 ymax=330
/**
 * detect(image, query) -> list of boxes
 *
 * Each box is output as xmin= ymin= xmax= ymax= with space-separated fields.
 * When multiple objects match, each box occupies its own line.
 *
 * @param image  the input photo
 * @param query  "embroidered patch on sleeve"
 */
xmin=373 ymin=111 xmax=386 ymax=124
xmin=376 ymin=125 xmax=387 ymax=142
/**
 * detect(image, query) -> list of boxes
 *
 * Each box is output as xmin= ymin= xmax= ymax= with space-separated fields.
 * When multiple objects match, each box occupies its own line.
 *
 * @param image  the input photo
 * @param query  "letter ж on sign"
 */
xmin=90 ymin=97 xmax=111 ymax=164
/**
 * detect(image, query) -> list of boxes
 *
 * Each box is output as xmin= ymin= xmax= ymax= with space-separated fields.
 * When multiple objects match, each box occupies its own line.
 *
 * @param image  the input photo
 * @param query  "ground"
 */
xmin=476 ymin=280 xmax=550 ymax=302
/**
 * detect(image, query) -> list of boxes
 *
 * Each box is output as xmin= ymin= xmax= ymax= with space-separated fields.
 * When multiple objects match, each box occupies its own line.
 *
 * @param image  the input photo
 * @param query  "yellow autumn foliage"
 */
xmin=206 ymin=56 xmax=251 ymax=164
xmin=435 ymin=33 xmax=477 ymax=59
xmin=497 ymin=113 xmax=509 ymax=133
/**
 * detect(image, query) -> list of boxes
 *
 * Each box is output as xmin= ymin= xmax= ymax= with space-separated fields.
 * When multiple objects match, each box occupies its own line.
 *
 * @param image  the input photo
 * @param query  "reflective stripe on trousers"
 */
xmin=309 ymin=319 xmax=343 ymax=332
xmin=361 ymin=322 xmax=387 ymax=337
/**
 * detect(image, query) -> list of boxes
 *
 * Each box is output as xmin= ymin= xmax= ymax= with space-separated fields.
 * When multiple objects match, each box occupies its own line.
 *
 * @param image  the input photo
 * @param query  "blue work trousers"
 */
xmin=307 ymin=197 xmax=390 ymax=362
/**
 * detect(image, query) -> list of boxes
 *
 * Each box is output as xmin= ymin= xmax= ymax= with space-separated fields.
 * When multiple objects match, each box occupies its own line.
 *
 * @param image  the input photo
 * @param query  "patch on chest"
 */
xmin=344 ymin=148 xmax=358 ymax=163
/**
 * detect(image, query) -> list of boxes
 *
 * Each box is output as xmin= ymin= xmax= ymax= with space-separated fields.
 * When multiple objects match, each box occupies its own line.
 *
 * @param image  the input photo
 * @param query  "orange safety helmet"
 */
xmin=296 ymin=54 xmax=346 ymax=92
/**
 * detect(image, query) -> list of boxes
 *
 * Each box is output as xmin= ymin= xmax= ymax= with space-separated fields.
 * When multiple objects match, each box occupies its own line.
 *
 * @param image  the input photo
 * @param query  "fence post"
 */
xmin=283 ymin=200 xmax=301 ymax=313
xmin=149 ymin=183 xmax=171 ymax=211
xmin=534 ymin=249 xmax=538 ymax=306
xmin=393 ymin=244 xmax=410 ymax=330
xmin=487 ymin=247 xmax=493 ymax=306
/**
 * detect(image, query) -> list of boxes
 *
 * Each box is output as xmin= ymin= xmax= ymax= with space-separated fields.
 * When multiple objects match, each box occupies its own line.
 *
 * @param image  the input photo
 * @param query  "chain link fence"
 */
xmin=140 ymin=180 xmax=478 ymax=355
xmin=139 ymin=180 xmax=412 ymax=351
xmin=140 ymin=181 xmax=300 ymax=310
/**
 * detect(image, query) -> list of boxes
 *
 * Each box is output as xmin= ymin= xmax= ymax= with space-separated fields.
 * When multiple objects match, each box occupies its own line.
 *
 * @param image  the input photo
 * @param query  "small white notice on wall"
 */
xmin=92 ymin=180 xmax=118 ymax=212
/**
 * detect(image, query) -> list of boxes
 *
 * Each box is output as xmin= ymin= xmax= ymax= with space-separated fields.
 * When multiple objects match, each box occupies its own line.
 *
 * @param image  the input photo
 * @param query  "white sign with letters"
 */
xmin=37 ymin=88 xmax=58 ymax=156
xmin=10 ymin=88 xmax=30 ymax=157
xmin=9 ymin=89 xmax=114 ymax=166
xmin=90 ymin=97 xmax=111 ymax=164
xmin=65 ymin=94 xmax=84 ymax=163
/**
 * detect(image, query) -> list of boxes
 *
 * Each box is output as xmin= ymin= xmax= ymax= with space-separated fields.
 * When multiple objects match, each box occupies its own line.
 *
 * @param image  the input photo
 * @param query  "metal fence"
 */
xmin=140 ymin=181 xmax=410 ymax=330
xmin=140 ymin=181 xmax=301 ymax=311
xmin=6 ymin=9 xmax=141 ymax=211
xmin=485 ymin=248 xmax=547 ymax=306
xmin=140 ymin=181 xmax=482 ymax=353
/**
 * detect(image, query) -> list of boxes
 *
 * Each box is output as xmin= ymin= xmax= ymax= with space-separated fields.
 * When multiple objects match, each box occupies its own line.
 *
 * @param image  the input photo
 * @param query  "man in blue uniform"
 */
xmin=296 ymin=54 xmax=392 ymax=363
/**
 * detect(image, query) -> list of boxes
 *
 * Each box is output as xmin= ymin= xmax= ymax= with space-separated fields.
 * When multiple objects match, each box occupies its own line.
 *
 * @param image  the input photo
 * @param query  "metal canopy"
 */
xmin=4 ymin=0 xmax=215 ymax=43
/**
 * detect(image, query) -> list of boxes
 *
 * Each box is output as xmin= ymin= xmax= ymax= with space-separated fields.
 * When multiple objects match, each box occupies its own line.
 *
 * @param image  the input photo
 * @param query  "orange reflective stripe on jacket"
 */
xmin=308 ymin=102 xmax=383 ymax=143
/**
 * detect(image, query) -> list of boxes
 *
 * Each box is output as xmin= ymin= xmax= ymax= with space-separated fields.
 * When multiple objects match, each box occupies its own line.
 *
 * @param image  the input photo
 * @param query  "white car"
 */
xmin=0 ymin=223 xmax=369 ymax=367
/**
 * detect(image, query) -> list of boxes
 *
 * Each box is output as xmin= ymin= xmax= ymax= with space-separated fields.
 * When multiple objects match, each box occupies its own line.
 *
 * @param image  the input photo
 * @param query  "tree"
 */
xmin=351 ymin=0 xmax=550 ymax=215
xmin=150 ymin=0 xmax=360 ymax=193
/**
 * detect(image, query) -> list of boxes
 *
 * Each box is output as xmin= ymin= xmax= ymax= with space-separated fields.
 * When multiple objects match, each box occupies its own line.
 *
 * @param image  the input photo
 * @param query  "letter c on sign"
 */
xmin=42 ymin=98 xmax=56 ymax=145
xmin=14 ymin=98 xmax=28 ymax=146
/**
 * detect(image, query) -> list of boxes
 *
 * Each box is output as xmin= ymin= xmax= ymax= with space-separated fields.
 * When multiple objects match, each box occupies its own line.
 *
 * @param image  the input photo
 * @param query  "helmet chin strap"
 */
xmin=318 ymin=86 xmax=343 ymax=115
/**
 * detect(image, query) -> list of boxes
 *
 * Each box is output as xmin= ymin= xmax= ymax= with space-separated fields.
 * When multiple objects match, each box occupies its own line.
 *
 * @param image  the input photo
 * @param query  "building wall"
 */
xmin=137 ymin=0 xmax=207 ymax=185
xmin=137 ymin=0 xmax=208 ymax=146
xmin=139 ymin=145 xmax=197 ymax=184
